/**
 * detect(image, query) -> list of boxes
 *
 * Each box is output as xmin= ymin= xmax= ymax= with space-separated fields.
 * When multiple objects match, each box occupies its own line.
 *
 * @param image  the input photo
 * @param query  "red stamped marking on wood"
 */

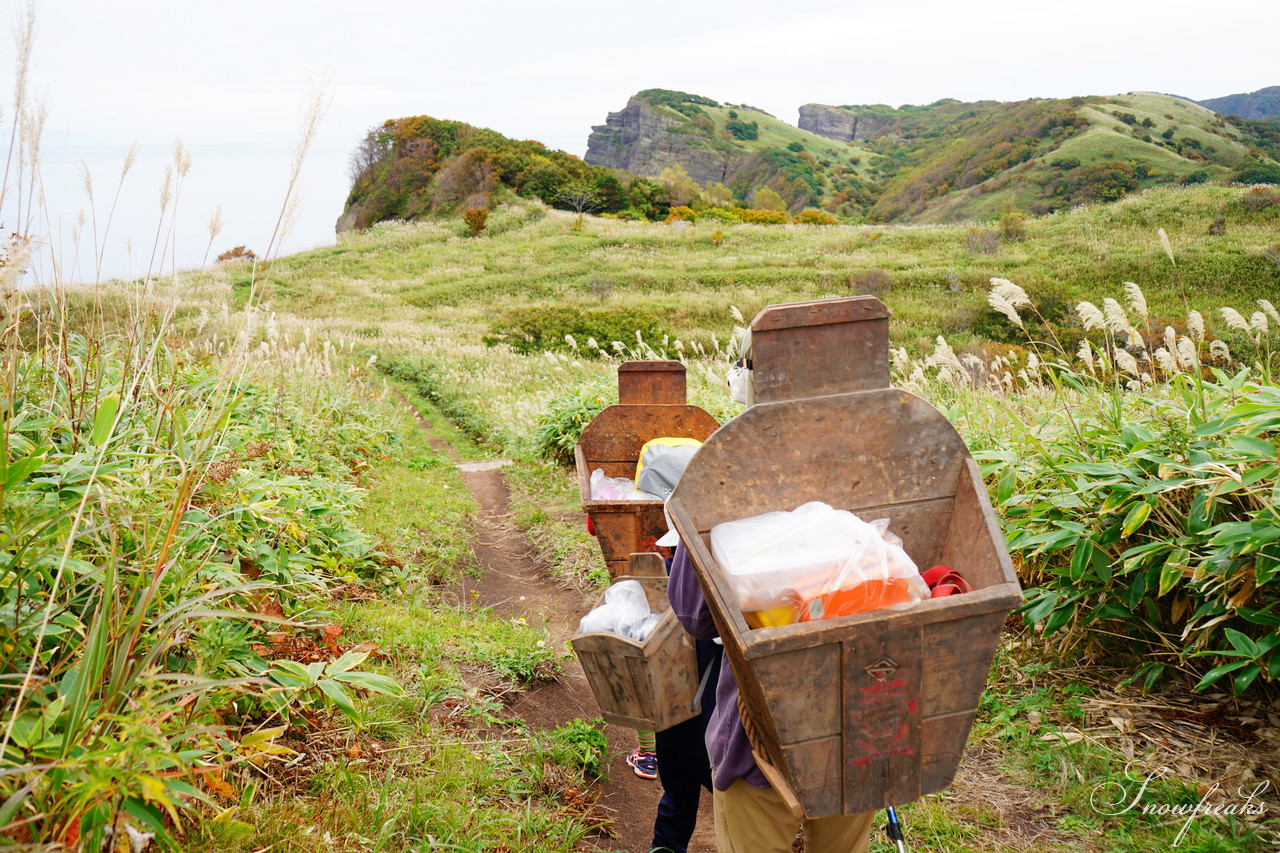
xmin=848 ymin=675 xmax=919 ymax=767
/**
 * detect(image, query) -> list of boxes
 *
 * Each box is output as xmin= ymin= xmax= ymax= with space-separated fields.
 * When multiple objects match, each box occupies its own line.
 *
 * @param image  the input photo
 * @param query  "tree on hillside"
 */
xmin=750 ymin=187 xmax=787 ymax=212
xmin=702 ymin=181 xmax=734 ymax=207
xmin=659 ymin=164 xmax=702 ymax=208
xmin=556 ymin=181 xmax=602 ymax=230
xmin=348 ymin=128 xmax=392 ymax=187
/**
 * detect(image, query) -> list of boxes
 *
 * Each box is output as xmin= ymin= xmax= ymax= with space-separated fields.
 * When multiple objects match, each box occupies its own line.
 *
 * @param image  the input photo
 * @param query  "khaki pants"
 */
xmin=712 ymin=779 xmax=874 ymax=853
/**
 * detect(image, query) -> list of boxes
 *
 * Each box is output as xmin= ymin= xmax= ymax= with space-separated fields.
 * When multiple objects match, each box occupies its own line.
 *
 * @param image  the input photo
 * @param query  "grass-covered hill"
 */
xmin=815 ymin=92 xmax=1280 ymax=223
xmin=339 ymin=115 xmax=676 ymax=231
xmin=584 ymin=89 xmax=881 ymax=214
xmin=342 ymin=92 xmax=1280 ymax=234
xmin=584 ymin=89 xmax=1280 ymax=223
xmin=279 ymin=182 xmax=1280 ymax=369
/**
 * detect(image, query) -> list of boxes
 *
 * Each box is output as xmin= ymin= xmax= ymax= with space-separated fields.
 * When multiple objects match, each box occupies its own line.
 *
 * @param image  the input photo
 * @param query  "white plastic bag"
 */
xmin=709 ymin=501 xmax=928 ymax=627
xmin=578 ymin=579 xmax=657 ymax=640
xmin=590 ymin=468 xmax=659 ymax=501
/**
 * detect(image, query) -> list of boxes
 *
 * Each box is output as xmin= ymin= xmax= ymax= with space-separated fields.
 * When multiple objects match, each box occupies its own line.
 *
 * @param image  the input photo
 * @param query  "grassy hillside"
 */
xmin=343 ymin=92 xmax=1280 ymax=234
xmin=272 ymin=183 xmax=1279 ymax=357
xmin=631 ymin=89 xmax=879 ymax=211
xmin=341 ymin=115 xmax=675 ymax=229
xmin=816 ymin=92 xmax=1278 ymax=223
xmin=16 ymin=179 xmax=1280 ymax=850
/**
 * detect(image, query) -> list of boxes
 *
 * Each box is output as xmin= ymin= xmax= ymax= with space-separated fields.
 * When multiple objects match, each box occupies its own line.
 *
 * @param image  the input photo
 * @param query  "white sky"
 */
xmin=4 ymin=0 xmax=1277 ymax=284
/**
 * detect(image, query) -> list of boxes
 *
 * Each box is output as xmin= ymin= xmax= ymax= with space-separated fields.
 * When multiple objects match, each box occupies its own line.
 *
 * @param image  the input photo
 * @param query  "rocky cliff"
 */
xmin=797 ymin=104 xmax=896 ymax=142
xmin=584 ymin=97 xmax=730 ymax=185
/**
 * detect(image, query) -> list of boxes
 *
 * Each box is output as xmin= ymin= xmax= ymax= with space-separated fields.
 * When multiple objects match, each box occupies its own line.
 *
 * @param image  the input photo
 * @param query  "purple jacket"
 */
xmin=668 ymin=543 xmax=769 ymax=791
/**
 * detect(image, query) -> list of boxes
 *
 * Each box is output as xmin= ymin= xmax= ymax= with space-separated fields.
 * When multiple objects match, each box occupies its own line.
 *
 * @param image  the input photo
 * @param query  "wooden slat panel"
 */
xmin=841 ymin=621 xmax=923 ymax=812
xmin=778 ymin=737 xmax=843 ymax=817
xmin=920 ymin=612 xmax=1005 ymax=718
xmin=751 ymin=297 xmax=890 ymax=404
xmin=618 ymin=360 xmax=687 ymax=405
xmin=754 ymin=644 xmax=841 ymax=742
xmin=918 ymin=709 xmax=976 ymax=795
xmin=941 ymin=458 xmax=1020 ymax=590
xmin=628 ymin=552 xmax=667 ymax=578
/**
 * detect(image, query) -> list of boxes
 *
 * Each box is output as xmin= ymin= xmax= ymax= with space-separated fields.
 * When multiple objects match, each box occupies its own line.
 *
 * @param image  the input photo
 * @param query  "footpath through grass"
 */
xmin=181 ymin=392 xmax=613 ymax=853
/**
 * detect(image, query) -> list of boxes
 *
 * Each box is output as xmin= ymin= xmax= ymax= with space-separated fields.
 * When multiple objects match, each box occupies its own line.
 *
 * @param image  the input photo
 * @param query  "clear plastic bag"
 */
xmin=709 ymin=501 xmax=928 ymax=628
xmin=590 ymin=468 xmax=659 ymax=501
xmin=578 ymin=579 xmax=658 ymax=640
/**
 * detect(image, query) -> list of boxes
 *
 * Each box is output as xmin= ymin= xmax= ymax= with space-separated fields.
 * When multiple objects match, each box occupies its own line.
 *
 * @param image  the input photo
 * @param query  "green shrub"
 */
xmin=532 ymin=379 xmax=614 ymax=466
xmin=999 ymin=208 xmax=1027 ymax=240
xmin=1234 ymin=161 xmax=1280 ymax=185
xmin=546 ymin=718 xmax=609 ymax=777
xmin=725 ymin=118 xmax=759 ymax=140
xmin=967 ymin=284 xmax=1280 ymax=694
xmin=699 ymin=207 xmax=744 ymax=223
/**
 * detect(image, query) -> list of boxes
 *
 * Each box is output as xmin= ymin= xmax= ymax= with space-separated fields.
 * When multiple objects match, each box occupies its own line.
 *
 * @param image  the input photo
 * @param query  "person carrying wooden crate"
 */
xmin=669 ymin=541 xmax=875 ymax=852
xmin=665 ymin=298 xmax=1021 ymax=852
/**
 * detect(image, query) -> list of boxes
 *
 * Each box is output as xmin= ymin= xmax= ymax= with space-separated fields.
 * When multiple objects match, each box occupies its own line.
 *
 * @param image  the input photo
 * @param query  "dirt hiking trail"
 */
xmin=407 ymin=399 xmax=716 ymax=852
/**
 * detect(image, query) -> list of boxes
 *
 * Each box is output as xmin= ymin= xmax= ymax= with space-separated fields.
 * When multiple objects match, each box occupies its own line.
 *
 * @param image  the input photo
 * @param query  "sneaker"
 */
xmin=626 ymin=747 xmax=658 ymax=780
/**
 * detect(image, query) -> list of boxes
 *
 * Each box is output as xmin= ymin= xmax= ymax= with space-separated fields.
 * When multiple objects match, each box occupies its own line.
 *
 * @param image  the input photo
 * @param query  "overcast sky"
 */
xmin=5 ymin=0 xmax=1278 ymax=284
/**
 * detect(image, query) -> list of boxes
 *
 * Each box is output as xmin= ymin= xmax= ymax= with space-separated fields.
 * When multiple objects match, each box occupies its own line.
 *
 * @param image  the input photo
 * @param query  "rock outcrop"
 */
xmin=584 ymin=97 xmax=730 ymax=185
xmin=797 ymin=104 xmax=896 ymax=143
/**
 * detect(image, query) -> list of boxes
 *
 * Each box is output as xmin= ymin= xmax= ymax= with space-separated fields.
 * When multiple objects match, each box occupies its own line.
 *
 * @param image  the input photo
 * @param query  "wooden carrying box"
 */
xmin=667 ymin=296 xmax=1023 ymax=818
xmin=575 ymin=361 xmax=720 ymax=578
xmin=570 ymin=562 xmax=701 ymax=731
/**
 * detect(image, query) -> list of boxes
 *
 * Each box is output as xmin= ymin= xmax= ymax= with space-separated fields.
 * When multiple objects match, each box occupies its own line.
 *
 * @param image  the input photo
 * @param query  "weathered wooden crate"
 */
xmin=575 ymin=361 xmax=720 ymax=578
xmin=570 ymin=559 xmax=701 ymax=731
xmin=667 ymin=296 xmax=1023 ymax=818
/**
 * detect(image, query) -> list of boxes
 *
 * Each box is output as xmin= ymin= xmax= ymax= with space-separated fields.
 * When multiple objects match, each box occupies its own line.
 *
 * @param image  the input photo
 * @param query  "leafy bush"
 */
xmin=999 ymin=209 xmax=1027 ymax=241
xmin=967 ymin=226 xmax=1002 ymax=255
xmin=481 ymin=306 xmax=667 ymax=356
xmin=462 ymin=206 xmax=488 ymax=236
xmin=961 ymin=282 xmax=1280 ymax=694
xmin=665 ymin=205 xmax=698 ymax=223
xmin=217 ymin=245 xmax=257 ymax=262
xmin=532 ymin=380 xmax=614 ymax=466
xmin=1045 ymin=161 xmax=1141 ymax=206
xmin=737 ymin=208 xmax=788 ymax=225
xmin=726 ymin=119 xmax=759 ymax=140
xmin=794 ymin=209 xmax=837 ymax=225
xmin=1239 ymin=186 xmax=1280 ymax=212
xmin=700 ymin=207 xmax=744 ymax=223
xmin=546 ymin=718 xmax=609 ymax=777
xmin=1 ymin=332 xmax=403 ymax=846
xmin=849 ymin=268 xmax=893 ymax=296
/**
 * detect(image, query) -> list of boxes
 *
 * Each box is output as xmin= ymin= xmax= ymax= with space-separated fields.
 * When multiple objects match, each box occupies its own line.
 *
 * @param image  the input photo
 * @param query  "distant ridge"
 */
xmin=1197 ymin=86 xmax=1280 ymax=120
xmin=584 ymin=89 xmax=1280 ymax=224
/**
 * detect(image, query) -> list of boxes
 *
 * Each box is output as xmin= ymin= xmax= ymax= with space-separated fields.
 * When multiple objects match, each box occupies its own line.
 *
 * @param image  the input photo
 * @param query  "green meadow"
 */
xmin=6 ymin=180 xmax=1280 ymax=850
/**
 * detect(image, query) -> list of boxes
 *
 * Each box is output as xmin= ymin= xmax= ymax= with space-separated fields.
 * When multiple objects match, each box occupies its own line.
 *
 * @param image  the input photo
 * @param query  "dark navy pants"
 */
xmin=650 ymin=639 xmax=722 ymax=853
